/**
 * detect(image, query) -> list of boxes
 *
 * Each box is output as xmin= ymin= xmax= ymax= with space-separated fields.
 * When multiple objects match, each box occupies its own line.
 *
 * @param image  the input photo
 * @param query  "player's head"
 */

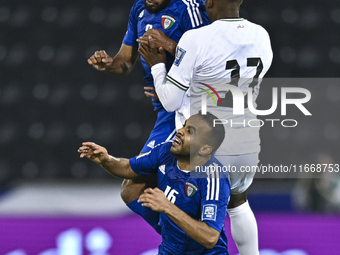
xmin=204 ymin=0 xmax=243 ymax=22
xmin=170 ymin=112 xmax=225 ymax=158
xmin=144 ymin=0 xmax=172 ymax=14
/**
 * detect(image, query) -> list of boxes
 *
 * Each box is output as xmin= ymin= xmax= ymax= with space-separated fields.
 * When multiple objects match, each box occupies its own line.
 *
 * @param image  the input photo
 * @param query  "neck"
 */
xmin=177 ymin=155 xmax=211 ymax=171
xmin=211 ymin=10 xmax=240 ymax=22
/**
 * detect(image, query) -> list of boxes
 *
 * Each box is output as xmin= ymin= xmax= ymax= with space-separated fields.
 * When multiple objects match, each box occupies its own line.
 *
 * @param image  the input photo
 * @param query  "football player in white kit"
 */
xmin=139 ymin=0 xmax=273 ymax=254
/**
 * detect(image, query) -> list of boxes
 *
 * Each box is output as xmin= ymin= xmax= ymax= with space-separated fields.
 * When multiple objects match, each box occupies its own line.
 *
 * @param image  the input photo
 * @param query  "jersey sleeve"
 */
xmin=199 ymin=172 xmax=230 ymax=232
xmin=151 ymin=31 xmax=200 ymax=112
xmin=129 ymin=143 xmax=169 ymax=175
xmin=179 ymin=0 xmax=210 ymax=33
xmin=166 ymin=30 xmax=199 ymax=92
xmin=122 ymin=2 xmax=139 ymax=48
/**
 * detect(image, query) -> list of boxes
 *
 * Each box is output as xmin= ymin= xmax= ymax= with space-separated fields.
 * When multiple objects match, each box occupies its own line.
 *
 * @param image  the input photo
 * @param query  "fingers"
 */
xmin=78 ymin=142 xmax=102 ymax=156
xmin=153 ymin=187 xmax=163 ymax=193
xmin=78 ymin=147 xmax=93 ymax=159
xmin=137 ymin=34 xmax=156 ymax=48
xmin=143 ymin=28 xmax=153 ymax=36
xmin=78 ymin=145 xmax=93 ymax=159
xmin=140 ymin=202 xmax=152 ymax=208
xmin=144 ymin=87 xmax=155 ymax=96
xmin=87 ymin=50 xmax=108 ymax=65
xmin=138 ymin=190 xmax=156 ymax=203
xmin=79 ymin=152 xmax=91 ymax=158
xmin=144 ymin=87 xmax=158 ymax=100
xmin=144 ymin=91 xmax=155 ymax=98
xmin=81 ymin=142 xmax=98 ymax=150
xmin=138 ymin=44 xmax=148 ymax=58
xmin=144 ymin=86 xmax=154 ymax=91
xmin=138 ymin=194 xmax=151 ymax=201
xmin=144 ymin=187 xmax=155 ymax=194
xmin=139 ymin=43 xmax=149 ymax=51
xmin=143 ymin=28 xmax=161 ymax=37
xmin=136 ymin=36 xmax=150 ymax=46
xmin=148 ymin=36 xmax=156 ymax=48
xmin=94 ymin=50 xmax=105 ymax=63
xmin=158 ymin=47 xmax=166 ymax=56
xmin=138 ymin=43 xmax=158 ymax=57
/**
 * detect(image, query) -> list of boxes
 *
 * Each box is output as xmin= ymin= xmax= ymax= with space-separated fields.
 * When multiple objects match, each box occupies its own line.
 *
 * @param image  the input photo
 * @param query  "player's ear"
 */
xmin=198 ymin=144 xmax=213 ymax=156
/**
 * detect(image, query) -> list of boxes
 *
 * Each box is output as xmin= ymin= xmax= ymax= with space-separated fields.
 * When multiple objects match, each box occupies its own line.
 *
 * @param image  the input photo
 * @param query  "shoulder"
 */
xmin=130 ymin=0 xmax=145 ymax=16
xmin=196 ymin=157 xmax=230 ymax=184
xmin=174 ymin=0 xmax=206 ymax=10
xmin=174 ymin=0 xmax=207 ymax=23
xmin=154 ymin=140 xmax=173 ymax=150
xmin=153 ymin=141 xmax=174 ymax=159
xmin=179 ymin=25 xmax=205 ymax=44
xmin=181 ymin=22 xmax=215 ymax=40
xmin=245 ymin=20 xmax=270 ymax=36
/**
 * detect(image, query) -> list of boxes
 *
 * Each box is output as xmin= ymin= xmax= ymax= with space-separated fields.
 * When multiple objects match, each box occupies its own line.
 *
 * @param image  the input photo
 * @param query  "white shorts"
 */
xmin=215 ymin=153 xmax=259 ymax=195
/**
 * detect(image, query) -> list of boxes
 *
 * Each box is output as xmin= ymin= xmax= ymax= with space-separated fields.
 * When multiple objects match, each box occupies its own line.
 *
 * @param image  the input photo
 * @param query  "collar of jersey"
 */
xmin=176 ymin=161 xmax=190 ymax=173
xmin=219 ymin=18 xmax=245 ymax=22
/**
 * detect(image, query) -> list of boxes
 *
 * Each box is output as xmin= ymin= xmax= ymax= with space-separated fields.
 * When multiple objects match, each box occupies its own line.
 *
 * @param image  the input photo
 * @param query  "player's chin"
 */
xmin=170 ymin=144 xmax=181 ymax=155
xmin=145 ymin=4 xmax=159 ymax=13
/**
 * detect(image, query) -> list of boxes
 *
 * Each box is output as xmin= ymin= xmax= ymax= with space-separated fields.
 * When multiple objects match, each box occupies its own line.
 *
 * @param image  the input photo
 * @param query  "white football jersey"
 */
xmin=167 ymin=18 xmax=273 ymax=155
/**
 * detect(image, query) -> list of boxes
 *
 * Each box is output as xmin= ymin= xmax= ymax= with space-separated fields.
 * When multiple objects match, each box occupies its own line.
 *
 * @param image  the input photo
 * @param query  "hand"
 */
xmin=138 ymin=43 xmax=166 ymax=67
xmin=137 ymin=29 xmax=177 ymax=56
xmin=137 ymin=29 xmax=167 ymax=48
xmin=144 ymin=86 xmax=159 ymax=102
xmin=78 ymin=142 xmax=110 ymax=164
xmin=87 ymin=50 xmax=113 ymax=71
xmin=138 ymin=188 xmax=172 ymax=213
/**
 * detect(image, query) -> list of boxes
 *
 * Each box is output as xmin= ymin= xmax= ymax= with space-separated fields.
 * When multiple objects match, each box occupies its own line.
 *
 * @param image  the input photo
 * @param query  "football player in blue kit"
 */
xmin=78 ymin=113 xmax=230 ymax=254
xmin=87 ymin=0 xmax=210 ymax=228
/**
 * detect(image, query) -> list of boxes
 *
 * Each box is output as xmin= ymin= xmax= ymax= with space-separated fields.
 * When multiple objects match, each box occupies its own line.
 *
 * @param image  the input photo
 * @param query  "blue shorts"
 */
xmin=140 ymin=108 xmax=176 ymax=153
xmin=127 ymin=198 xmax=161 ymax=234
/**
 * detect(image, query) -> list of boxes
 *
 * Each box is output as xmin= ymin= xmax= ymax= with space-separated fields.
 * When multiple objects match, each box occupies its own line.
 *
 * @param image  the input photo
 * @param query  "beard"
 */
xmin=144 ymin=0 xmax=172 ymax=14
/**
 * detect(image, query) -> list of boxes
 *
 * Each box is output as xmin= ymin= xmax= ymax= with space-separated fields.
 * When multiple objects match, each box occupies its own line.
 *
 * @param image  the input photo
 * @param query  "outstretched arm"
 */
xmin=78 ymin=142 xmax=139 ymax=179
xmin=138 ymin=188 xmax=220 ymax=249
xmin=87 ymin=44 xmax=138 ymax=76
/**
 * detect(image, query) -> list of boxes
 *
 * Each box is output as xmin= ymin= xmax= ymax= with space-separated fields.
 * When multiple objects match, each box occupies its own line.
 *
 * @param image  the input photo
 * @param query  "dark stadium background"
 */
xmin=0 ymin=0 xmax=339 ymax=254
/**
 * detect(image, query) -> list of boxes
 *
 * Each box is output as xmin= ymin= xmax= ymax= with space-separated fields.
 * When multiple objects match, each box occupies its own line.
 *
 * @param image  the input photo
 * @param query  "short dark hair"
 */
xmin=198 ymin=111 xmax=225 ymax=154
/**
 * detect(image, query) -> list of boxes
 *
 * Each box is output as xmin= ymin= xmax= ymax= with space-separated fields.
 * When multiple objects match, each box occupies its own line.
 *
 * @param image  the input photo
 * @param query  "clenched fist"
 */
xmin=87 ymin=50 xmax=113 ymax=71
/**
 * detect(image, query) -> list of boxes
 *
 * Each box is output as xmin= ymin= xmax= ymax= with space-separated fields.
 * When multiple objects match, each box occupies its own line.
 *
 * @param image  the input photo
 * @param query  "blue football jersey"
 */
xmin=130 ymin=142 xmax=230 ymax=255
xmin=123 ymin=0 xmax=210 ymax=110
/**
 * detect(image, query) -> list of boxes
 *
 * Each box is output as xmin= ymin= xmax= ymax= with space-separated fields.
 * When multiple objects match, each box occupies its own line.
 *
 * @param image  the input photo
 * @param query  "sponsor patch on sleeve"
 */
xmin=202 ymin=204 xmax=217 ymax=221
xmin=174 ymin=46 xmax=186 ymax=66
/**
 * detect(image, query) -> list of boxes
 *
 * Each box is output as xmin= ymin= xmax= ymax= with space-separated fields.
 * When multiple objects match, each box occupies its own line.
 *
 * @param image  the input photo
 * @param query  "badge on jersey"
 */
xmin=185 ymin=182 xmax=198 ymax=197
xmin=174 ymin=46 xmax=186 ymax=66
xmin=161 ymin=15 xmax=176 ymax=30
xmin=202 ymin=204 xmax=217 ymax=221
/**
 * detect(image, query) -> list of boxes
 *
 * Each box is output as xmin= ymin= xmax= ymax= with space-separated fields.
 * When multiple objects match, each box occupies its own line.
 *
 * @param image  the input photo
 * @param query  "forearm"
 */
xmin=100 ymin=156 xmax=138 ymax=179
xmin=105 ymin=57 xmax=135 ymax=76
xmin=164 ymin=203 xmax=219 ymax=249
xmin=151 ymin=63 xmax=185 ymax=112
xmin=105 ymin=44 xmax=138 ymax=76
